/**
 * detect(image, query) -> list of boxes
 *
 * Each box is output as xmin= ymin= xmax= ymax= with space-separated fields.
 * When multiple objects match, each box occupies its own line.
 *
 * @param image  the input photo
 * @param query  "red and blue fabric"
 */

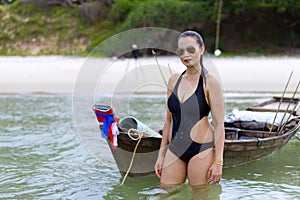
xmin=95 ymin=113 xmax=114 ymax=138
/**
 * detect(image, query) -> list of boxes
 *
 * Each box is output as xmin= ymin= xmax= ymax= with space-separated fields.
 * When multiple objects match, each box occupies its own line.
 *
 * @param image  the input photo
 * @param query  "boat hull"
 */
xmin=107 ymin=134 xmax=161 ymax=177
xmin=224 ymin=126 xmax=298 ymax=166
xmin=109 ymin=122 xmax=299 ymax=177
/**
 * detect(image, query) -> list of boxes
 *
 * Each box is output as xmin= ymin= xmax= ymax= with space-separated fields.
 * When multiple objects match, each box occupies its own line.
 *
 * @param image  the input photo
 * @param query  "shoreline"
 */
xmin=0 ymin=56 xmax=299 ymax=94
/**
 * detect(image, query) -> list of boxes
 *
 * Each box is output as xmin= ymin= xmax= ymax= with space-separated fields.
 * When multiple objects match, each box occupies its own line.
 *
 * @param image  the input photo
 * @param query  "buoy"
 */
xmin=214 ymin=49 xmax=222 ymax=57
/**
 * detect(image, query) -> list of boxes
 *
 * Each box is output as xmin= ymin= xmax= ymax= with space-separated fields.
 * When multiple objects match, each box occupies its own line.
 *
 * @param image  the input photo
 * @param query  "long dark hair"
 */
xmin=178 ymin=31 xmax=208 ymax=78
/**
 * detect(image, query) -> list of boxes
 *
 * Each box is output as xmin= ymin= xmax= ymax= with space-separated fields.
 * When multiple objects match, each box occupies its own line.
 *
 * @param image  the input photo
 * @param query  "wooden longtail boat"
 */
xmin=93 ymin=97 xmax=300 ymax=177
xmin=224 ymin=97 xmax=300 ymax=166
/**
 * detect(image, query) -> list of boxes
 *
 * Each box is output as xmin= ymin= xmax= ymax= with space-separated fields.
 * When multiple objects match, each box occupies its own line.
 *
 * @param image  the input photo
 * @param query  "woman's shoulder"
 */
xmin=169 ymin=73 xmax=181 ymax=83
xmin=205 ymin=73 xmax=222 ymax=91
xmin=205 ymin=73 xmax=219 ymax=84
xmin=169 ymin=73 xmax=181 ymax=82
xmin=168 ymin=73 xmax=181 ymax=90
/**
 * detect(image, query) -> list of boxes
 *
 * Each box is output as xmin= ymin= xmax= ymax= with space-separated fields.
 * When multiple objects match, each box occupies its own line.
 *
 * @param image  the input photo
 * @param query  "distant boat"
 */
xmin=93 ymin=97 xmax=300 ymax=177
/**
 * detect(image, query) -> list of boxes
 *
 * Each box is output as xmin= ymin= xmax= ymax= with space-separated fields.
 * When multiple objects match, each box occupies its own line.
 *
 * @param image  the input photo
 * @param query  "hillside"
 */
xmin=0 ymin=2 xmax=108 ymax=55
xmin=0 ymin=0 xmax=299 ymax=56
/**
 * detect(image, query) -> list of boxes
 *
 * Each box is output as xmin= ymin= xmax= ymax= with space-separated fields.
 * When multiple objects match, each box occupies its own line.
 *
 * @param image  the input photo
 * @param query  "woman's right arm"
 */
xmin=154 ymin=107 xmax=171 ymax=178
xmin=154 ymin=76 xmax=175 ymax=178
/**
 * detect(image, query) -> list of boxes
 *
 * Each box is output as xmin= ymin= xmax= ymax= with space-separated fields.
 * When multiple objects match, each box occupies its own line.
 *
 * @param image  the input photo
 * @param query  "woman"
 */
xmin=154 ymin=30 xmax=225 ymax=186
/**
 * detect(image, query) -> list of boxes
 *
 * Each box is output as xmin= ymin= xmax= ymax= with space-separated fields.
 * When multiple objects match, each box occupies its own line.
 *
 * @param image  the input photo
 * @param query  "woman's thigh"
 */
xmin=160 ymin=150 xmax=187 ymax=185
xmin=187 ymin=149 xmax=214 ymax=185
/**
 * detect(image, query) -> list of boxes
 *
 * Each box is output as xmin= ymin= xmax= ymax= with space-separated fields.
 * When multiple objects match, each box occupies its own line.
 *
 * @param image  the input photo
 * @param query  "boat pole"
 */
xmin=278 ymin=81 xmax=300 ymax=133
xmin=270 ymin=71 xmax=293 ymax=132
xmin=168 ymin=63 xmax=173 ymax=76
xmin=279 ymin=98 xmax=300 ymax=133
xmin=152 ymin=50 xmax=168 ymax=86
xmin=214 ymin=0 xmax=223 ymax=56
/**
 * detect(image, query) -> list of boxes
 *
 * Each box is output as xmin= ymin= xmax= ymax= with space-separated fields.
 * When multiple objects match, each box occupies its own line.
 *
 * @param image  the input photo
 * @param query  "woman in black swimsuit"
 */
xmin=155 ymin=31 xmax=225 ymax=186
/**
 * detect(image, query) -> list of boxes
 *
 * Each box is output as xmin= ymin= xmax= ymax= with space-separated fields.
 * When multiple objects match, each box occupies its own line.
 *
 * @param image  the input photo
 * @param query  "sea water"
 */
xmin=0 ymin=92 xmax=299 ymax=199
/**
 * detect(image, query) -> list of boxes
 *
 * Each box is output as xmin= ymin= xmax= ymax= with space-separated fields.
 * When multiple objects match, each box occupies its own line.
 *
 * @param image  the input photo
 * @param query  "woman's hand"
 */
xmin=206 ymin=162 xmax=223 ymax=184
xmin=154 ymin=156 xmax=164 ymax=179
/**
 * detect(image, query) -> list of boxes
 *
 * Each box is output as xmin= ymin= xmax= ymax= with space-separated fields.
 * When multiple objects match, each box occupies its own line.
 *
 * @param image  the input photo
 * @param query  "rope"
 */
xmin=119 ymin=128 xmax=144 ymax=186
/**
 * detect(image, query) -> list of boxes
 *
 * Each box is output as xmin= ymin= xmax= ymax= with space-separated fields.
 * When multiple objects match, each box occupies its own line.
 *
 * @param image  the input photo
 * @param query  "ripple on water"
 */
xmin=0 ymin=93 xmax=299 ymax=199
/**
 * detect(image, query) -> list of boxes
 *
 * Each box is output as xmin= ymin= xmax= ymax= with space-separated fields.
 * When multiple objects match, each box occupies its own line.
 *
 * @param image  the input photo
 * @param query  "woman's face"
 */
xmin=177 ymin=36 xmax=204 ymax=67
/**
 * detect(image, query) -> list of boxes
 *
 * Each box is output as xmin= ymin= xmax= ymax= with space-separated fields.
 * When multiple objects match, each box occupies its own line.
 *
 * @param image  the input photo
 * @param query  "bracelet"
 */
xmin=214 ymin=161 xmax=223 ymax=166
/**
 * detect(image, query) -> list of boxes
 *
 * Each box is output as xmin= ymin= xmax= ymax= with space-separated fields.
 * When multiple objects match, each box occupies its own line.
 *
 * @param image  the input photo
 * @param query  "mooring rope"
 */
xmin=119 ymin=128 xmax=144 ymax=186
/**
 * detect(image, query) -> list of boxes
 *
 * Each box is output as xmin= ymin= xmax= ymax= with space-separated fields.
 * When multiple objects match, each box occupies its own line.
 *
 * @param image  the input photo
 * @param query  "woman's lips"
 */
xmin=184 ymin=59 xmax=191 ymax=63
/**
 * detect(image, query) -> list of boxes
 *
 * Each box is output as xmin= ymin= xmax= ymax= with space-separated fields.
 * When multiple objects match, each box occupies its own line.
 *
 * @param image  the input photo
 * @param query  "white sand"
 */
xmin=0 ymin=56 xmax=299 ymax=94
xmin=0 ymin=56 xmax=82 ymax=94
xmin=212 ymin=56 xmax=300 ymax=92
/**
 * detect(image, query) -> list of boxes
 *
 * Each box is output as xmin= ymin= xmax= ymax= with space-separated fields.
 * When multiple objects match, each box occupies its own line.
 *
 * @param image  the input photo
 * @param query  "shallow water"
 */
xmin=0 ymin=93 xmax=299 ymax=199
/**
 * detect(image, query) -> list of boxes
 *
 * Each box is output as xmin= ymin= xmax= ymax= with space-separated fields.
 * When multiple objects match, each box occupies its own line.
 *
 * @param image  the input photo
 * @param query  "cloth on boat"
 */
xmin=92 ymin=104 xmax=119 ymax=149
xmin=111 ymin=121 xmax=119 ymax=148
xmin=225 ymin=109 xmax=295 ymax=131
xmin=95 ymin=113 xmax=119 ymax=149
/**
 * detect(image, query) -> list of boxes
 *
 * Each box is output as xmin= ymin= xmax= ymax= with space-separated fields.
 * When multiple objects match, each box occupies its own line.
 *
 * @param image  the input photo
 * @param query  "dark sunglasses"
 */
xmin=176 ymin=45 xmax=196 ymax=56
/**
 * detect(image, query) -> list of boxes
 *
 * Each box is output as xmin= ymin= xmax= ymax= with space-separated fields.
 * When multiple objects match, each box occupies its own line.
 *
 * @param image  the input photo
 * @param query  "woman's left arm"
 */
xmin=206 ymin=74 xmax=225 ymax=183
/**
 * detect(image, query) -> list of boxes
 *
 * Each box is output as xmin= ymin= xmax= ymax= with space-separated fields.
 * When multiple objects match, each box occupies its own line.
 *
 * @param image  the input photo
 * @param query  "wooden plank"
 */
xmin=247 ymin=97 xmax=300 ymax=115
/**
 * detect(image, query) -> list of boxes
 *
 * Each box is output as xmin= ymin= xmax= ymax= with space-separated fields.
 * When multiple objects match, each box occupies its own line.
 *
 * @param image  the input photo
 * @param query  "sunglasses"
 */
xmin=176 ymin=45 xmax=197 ymax=56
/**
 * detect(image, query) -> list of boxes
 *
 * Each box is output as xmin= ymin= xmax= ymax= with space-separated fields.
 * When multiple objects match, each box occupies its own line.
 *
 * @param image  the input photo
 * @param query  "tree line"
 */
xmin=6 ymin=0 xmax=300 ymax=54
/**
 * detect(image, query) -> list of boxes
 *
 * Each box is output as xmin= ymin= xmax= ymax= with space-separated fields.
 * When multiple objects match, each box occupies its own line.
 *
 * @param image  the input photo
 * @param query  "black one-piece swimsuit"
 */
xmin=167 ymin=71 xmax=214 ymax=164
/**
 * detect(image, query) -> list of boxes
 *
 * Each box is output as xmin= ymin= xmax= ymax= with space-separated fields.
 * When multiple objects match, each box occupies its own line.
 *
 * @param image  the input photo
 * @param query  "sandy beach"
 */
xmin=0 ymin=56 xmax=299 ymax=94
